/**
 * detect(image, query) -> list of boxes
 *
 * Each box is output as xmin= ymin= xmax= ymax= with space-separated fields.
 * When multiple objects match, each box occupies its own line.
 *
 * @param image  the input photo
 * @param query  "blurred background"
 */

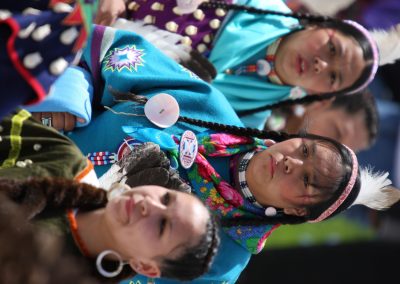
xmin=238 ymin=1 xmax=400 ymax=282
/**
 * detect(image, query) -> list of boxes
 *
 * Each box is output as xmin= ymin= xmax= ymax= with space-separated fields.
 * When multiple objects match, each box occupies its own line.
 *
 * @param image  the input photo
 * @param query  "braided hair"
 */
xmin=0 ymin=177 xmax=220 ymax=282
xmin=201 ymin=1 xmax=376 ymax=115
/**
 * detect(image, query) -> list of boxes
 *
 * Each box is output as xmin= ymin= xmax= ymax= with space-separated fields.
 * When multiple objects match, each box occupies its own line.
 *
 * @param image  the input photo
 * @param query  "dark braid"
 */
xmin=178 ymin=115 xmax=295 ymax=141
xmin=200 ymin=1 xmax=333 ymax=23
xmin=220 ymin=215 xmax=306 ymax=227
xmin=0 ymin=177 xmax=108 ymax=219
xmin=237 ymin=93 xmax=339 ymax=116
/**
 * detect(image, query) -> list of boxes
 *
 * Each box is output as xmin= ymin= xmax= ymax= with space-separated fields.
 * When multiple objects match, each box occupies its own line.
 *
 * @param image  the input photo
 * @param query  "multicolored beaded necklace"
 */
xmin=224 ymin=38 xmax=283 ymax=85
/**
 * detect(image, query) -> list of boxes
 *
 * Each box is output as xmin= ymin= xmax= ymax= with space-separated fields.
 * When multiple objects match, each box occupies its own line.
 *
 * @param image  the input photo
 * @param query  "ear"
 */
xmin=283 ymin=207 xmax=308 ymax=217
xmin=129 ymin=259 xmax=161 ymax=278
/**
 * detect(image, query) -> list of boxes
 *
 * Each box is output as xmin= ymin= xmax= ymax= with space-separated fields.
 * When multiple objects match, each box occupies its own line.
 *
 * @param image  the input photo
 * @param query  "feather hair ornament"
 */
xmin=352 ymin=167 xmax=400 ymax=210
xmin=370 ymin=24 xmax=400 ymax=66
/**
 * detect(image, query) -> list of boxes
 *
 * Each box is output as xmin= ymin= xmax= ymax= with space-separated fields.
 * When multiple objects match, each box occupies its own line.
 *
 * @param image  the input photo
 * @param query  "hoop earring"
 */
xmin=96 ymin=249 xmax=126 ymax=278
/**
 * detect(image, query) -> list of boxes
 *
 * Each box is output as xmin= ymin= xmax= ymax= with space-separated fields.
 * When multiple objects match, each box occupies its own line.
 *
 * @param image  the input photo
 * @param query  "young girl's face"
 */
xmin=246 ymin=138 xmax=344 ymax=216
xmin=275 ymin=26 xmax=366 ymax=94
xmin=105 ymin=185 xmax=209 ymax=277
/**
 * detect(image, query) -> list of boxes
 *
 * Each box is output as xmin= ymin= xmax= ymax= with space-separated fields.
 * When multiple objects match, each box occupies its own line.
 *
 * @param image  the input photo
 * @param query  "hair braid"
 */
xmin=220 ymin=215 xmax=306 ymax=227
xmin=178 ymin=115 xmax=295 ymax=141
xmin=200 ymin=1 xmax=334 ymax=23
xmin=237 ymin=93 xmax=340 ymax=116
xmin=0 ymin=177 xmax=108 ymax=219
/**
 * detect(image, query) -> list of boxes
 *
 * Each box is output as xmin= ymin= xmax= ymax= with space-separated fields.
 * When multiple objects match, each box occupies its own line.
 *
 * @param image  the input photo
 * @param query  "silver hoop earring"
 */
xmin=96 ymin=249 xmax=125 ymax=278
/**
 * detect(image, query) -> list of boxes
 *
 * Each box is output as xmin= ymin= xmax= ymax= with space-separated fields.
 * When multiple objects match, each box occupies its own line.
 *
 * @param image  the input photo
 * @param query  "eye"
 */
xmin=161 ymin=192 xmax=171 ymax=205
xmin=302 ymin=143 xmax=309 ymax=157
xmin=159 ymin=218 xmax=167 ymax=237
xmin=330 ymin=72 xmax=337 ymax=86
xmin=328 ymin=41 xmax=336 ymax=55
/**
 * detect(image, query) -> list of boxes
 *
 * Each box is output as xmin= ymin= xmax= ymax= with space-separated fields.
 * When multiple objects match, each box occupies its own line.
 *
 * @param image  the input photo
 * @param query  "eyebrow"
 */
xmin=310 ymin=140 xmax=319 ymax=186
xmin=334 ymin=37 xmax=344 ymax=89
xmin=167 ymin=193 xmax=177 ymax=241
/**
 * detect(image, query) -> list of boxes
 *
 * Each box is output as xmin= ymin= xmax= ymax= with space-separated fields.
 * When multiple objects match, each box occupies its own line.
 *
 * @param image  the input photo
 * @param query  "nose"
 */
xmin=283 ymin=156 xmax=303 ymax=174
xmin=140 ymin=197 xmax=166 ymax=217
xmin=313 ymin=56 xmax=328 ymax=74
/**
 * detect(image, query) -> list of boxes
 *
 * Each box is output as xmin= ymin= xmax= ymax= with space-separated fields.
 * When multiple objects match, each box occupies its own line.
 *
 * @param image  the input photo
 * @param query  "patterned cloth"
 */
xmin=126 ymin=0 xmax=233 ymax=56
xmin=0 ymin=0 xmax=98 ymax=119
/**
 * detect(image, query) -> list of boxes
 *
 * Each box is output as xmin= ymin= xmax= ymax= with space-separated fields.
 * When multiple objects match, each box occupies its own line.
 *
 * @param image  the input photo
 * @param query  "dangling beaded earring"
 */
xmin=96 ymin=249 xmax=127 ymax=278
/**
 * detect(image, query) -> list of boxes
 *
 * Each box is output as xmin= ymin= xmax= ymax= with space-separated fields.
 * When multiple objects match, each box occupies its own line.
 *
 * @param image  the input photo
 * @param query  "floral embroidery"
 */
xmin=103 ymin=45 xmax=145 ymax=72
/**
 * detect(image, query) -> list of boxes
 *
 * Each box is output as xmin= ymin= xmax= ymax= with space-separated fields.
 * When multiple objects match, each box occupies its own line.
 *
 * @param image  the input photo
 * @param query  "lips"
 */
xmin=125 ymin=197 xmax=133 ymax=223
xmin=297 ymin=55 xmax=306 ymax=75
xmin=269 ymin=155 xmax=276 ymax=178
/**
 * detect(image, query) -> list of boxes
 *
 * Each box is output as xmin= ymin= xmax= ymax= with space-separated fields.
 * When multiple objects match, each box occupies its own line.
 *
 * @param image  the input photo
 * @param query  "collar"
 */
xmin=237 ymin=151 xmax=264 ymax=208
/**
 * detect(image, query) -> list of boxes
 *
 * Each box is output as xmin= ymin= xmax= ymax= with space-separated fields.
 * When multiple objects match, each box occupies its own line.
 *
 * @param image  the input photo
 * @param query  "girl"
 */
xmin=108 ymin=0 xmax=400 ymax=128
xmin=0 ymin=111 xmax=220 ymax=282
xmin=0 ymin=177 xmax=220 ymax=282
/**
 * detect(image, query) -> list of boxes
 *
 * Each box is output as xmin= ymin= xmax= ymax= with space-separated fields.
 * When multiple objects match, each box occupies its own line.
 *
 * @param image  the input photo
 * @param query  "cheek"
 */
xmin=278 ymin=179 xmax=299 ymax=200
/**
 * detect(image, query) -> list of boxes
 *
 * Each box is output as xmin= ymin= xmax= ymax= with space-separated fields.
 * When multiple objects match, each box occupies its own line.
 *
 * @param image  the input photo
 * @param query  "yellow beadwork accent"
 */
xmin=151 ymin=2 xmax=165 ymax=11
xmin=165 ymin=21 xmax=178 ymax=32
xmin=215 ymin=8 xmax=226 ymax=17
xmin=209 ymin=19 xmax=221 ymax=29
xmin=203 ymin=34 xmax=211 ymax=43
xmin=193 ymin=9 xmax=205 ymax=21
xmin=197 ymin=43 xmax=207 ymax=53
xmin=180 ymin=36 xmax=192 ymax=46
xmin=185 ymin=25 xmax=198 ymax=36
xmin=1 ymin=109 xmax=31 ymax=169
xmin=127 ymin=1 xmax=140 ymax=11
xmin=172 ymin=6 xmax=182 ymax=15
xmin=143 ymin=15 xmax=156 ymax=24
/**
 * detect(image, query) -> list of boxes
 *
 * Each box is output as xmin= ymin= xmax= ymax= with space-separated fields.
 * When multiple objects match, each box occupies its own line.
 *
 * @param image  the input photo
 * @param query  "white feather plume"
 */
xmin=98 ymin=162 xmax=123 ymax=191
xmin=113 ymin=18 xmax=191 ymax=62
xmin=352 ymin=167 xmax=400 ymax=210
xmin=370 ymin=24 xmax=400 ymax=66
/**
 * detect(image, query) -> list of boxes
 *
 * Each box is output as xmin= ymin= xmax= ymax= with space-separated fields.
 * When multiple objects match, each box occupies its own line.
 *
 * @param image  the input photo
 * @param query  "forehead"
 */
xmin=331 ymin=29 xmax=366 ymax=90
xmin=130 ymin=185 xmax=166 ymax=196
xmin=166 ymin=192 xmax=207 ymax=256
xmin=307 ymin=108 xmax=369 ymax=152
xmin=310 ymin=139 xmax=344 ymax=186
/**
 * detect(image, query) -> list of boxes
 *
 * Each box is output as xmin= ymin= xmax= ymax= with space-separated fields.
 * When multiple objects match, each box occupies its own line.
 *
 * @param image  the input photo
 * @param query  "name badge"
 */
xmin=179 ymin=130 xmax=198 ymax=169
